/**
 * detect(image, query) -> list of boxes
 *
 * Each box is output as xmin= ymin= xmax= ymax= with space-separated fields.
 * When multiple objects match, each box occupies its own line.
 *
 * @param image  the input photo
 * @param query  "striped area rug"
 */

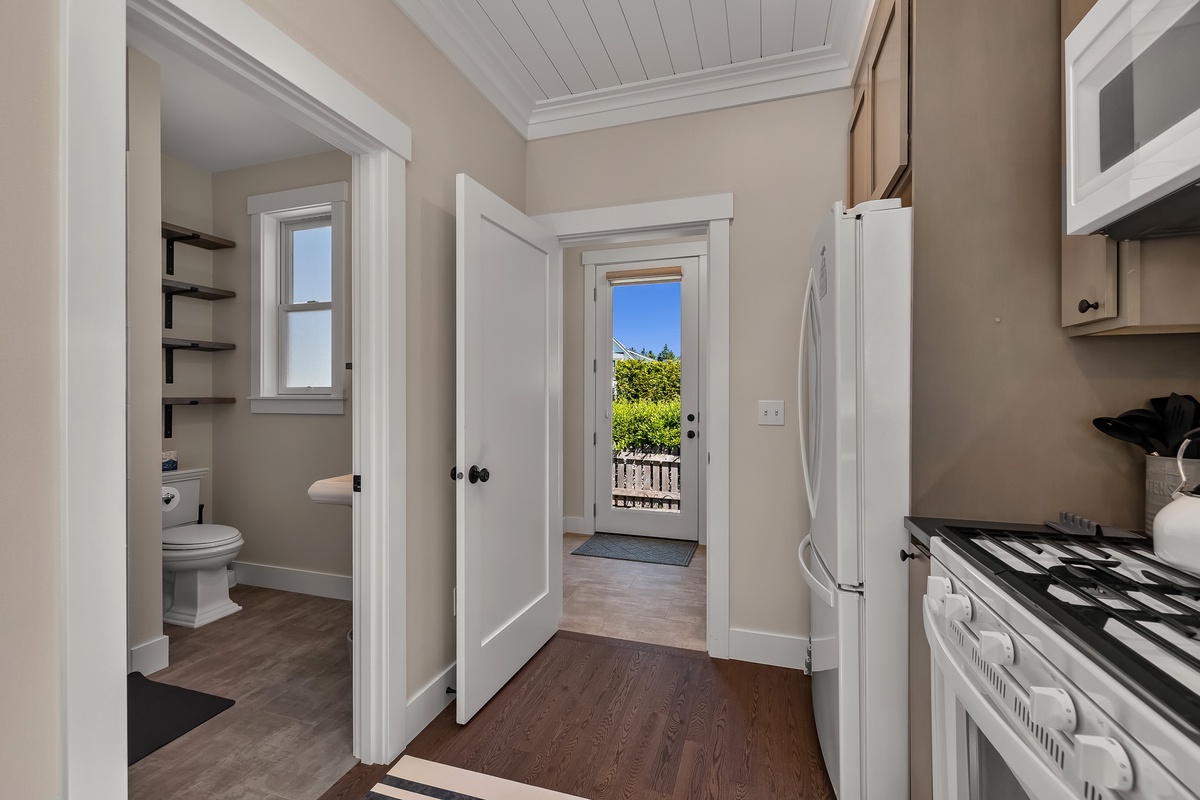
xmin=368 ymin=757 xmax=587 ymax=800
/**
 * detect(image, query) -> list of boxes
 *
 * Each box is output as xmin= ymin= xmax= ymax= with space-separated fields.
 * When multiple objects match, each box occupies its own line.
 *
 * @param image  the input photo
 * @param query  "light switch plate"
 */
xmin=758 ymin=400 xmax=784 ymax=426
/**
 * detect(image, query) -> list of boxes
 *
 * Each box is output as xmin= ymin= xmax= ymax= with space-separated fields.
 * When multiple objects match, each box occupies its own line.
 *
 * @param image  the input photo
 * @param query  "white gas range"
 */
xmin=914 ymin=518 xmax=1200 ymax=800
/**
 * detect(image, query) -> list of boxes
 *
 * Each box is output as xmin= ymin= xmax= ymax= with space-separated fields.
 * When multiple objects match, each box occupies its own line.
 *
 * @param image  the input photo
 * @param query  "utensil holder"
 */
xmin=1145 ymin=455 xmax=1200 ymax=533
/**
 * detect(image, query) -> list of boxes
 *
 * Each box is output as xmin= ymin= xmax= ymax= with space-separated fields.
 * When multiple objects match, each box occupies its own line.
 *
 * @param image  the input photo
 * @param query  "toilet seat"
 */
xmin=163 ymin=523 xmax=243 ymax=550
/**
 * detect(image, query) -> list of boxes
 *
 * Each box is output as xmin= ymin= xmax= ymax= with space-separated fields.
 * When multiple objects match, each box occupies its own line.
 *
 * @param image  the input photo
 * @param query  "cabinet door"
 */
xmin=1062 ymin=234 xmax=1117 ymax=326
xmin=871 ymin=0 xmax=909 ymax=197
xmin=847 ymin=0 xmax=910 ymax=204
xmin=849 ymin=85 xmax=873 ymax=206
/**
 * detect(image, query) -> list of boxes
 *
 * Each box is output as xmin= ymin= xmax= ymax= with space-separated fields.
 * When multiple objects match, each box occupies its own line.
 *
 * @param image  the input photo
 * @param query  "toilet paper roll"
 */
xmin=162 ymin=486 xmax=180 ymax=513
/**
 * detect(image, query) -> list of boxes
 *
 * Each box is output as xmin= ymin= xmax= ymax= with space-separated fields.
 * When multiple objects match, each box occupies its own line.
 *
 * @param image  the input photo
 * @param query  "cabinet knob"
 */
xmin=1078 ymin=298 xmax=1100 ymax=313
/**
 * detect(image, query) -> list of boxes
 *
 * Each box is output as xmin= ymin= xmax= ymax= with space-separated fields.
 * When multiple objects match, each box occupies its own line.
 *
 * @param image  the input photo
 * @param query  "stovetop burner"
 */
xmin=941 ymin=523 xmax=1200 ymax=743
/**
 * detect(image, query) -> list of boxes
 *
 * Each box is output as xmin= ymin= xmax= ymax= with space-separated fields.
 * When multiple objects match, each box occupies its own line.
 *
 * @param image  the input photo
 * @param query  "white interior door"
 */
xmin=455 ymin=174 xmax=562 ymax=725
xmin=593 ymin=258 xmax=700 ymax=541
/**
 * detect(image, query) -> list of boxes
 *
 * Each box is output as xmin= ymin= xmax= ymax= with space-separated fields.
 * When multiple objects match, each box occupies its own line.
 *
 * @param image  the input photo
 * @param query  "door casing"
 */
xmin=586 ymin=246 xmax=706 ymax=543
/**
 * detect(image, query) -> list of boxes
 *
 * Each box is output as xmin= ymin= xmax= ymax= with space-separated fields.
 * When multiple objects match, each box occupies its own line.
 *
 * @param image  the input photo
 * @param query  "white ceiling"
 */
xmin=129 ymin=29 xmax=335 ymax=174
xmin=395 ymin=0 xmax=872 ymax=139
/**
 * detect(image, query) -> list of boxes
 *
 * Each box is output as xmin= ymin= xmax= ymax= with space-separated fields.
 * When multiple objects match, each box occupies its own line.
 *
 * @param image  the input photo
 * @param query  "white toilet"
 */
xmin=161 ymin=467 xmax=244 ymax=628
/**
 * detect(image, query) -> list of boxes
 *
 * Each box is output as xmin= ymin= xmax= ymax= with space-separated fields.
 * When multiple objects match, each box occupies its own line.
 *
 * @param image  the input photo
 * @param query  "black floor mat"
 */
xmin=127 ymin=671 xmax=234 ymax=766
xmin=572 ymin=532 xmax=697 ymax=566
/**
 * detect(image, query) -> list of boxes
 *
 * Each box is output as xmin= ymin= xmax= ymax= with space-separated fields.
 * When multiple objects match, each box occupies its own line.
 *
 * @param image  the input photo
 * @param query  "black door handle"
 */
xmin=900 ymin=550 xmax=918 ymax=562
xmin=1077 ymin=298 xmax=1099 ymax=313
xmin=469 ymin=465 xmax=490 ymax=484
xmin=686 ymin=430 xmax=696 ymax=439
xmin=450 ymin=466 xmax=462 ymax=481
xmin=687 ymin=413 xmax=696 ymax=422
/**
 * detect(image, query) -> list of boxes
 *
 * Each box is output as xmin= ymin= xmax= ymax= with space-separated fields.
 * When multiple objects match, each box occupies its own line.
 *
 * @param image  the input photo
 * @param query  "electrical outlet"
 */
xmin=758 ymin=400 xmax=785 ymax=426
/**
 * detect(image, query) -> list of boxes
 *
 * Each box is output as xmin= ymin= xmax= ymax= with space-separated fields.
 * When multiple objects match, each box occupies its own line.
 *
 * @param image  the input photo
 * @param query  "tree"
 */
xmin=656 ymin=344 xmax=676 ymax=361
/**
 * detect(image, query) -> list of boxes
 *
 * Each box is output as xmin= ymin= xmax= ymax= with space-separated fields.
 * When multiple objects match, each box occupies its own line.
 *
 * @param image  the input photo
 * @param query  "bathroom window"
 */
xmin=247 ymin=182 xmax=347 ymax=414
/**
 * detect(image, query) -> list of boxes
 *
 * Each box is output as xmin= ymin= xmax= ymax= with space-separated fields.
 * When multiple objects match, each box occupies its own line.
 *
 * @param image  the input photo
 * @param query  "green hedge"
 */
xmin=614 ymin=359 xmax=680 ymax=403
xmin=612 ymin=398 xmax=681 ymax=451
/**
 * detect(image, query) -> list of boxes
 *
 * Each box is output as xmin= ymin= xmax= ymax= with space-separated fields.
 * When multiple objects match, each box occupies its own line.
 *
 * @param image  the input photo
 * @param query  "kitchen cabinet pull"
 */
xmin=1078 ymin=298 xmax=1100 ymax=313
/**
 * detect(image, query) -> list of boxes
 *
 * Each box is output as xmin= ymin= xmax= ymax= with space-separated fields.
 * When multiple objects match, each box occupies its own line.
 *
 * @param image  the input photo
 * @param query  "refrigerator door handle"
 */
xmin=799 ymin=534 xmax=835 ymax=608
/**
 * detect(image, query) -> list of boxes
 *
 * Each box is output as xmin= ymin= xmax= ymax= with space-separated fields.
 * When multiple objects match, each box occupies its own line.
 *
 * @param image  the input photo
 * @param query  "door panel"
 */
xmin=456 ymin=174 xmax=562 ymax=725
xmin=594 ymin=258 xmax=699 ymax=541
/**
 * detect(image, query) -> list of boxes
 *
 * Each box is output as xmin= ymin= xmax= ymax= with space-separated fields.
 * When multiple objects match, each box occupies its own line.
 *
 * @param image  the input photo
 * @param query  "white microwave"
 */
xmin=1065 ymin=0 xmax=1200 ymax=238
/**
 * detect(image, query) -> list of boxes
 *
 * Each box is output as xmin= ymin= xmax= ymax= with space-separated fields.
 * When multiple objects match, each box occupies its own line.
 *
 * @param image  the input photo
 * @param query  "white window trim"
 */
xmin=248 ymin=181 xmax=348 ymax=414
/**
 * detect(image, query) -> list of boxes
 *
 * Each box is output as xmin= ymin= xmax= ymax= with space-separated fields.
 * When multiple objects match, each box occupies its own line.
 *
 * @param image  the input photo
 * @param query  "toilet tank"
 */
xmin=162 ymin=467 xmax=208 ymax=529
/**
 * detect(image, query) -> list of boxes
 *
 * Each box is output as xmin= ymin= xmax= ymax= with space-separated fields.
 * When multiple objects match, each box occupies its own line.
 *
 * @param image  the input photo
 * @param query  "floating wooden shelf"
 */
xmin=162 ymin=337 xmax=235 ymax=352
xmin=162 ymin=279 xmax=236 ymax=329
xmin=162 ymin=338 xmax=235 ymax=384
xmin=161 ymin=222 xmax=235 ymax=250
xmin=161 ymin=279 xmax=236 ymax=301
xmin=162 ymin=397 xmax=235 ymax=438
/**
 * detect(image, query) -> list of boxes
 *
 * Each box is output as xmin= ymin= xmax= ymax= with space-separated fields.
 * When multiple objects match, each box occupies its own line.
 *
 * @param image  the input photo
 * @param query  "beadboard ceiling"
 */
xmin=394 ymin=0 xmax=872 ymax=139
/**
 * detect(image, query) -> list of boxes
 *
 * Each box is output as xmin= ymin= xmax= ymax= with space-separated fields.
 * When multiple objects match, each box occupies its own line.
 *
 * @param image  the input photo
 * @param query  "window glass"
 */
xmin=284 ymin=308 xmax=332 ymax=388
xmin=289 ymin=222 xmax=332 ymax=303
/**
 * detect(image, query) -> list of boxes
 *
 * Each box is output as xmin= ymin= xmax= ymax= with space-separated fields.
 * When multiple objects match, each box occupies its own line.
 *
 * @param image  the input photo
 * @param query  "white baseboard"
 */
xmin=562 ymin=516 xmax=590 ymax=535
xmin=406 ymin=662 xmax=457 ymax=745
xmin=129 ymin=634 xmax=169 ymax=676
xmin=232 ymin=561 xmax=352 ymax=601
xmin=728 ymin=627 xmax=808 ymax=671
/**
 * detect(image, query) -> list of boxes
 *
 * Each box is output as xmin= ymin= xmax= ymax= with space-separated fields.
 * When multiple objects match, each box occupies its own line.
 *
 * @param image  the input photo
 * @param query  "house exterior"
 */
xmin=5 ymin=1 xmax=1200 ymax=797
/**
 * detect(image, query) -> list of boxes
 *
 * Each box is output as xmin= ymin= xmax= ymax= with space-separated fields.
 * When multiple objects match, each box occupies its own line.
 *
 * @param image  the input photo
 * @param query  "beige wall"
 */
xmin=128 ymin=48 xmax=166 ymax=657
xmin=242 ymin=0 xmax=528 ymax=695
xmin=211 ymin=151 xmax=355 ymax=577
xmin=910 ymin=0 xmax=1200 ymax=528
xmin=528 ymin=91 xmax=851 ymax=637
xmin=0 ymin=1 xmax=62 ymax=794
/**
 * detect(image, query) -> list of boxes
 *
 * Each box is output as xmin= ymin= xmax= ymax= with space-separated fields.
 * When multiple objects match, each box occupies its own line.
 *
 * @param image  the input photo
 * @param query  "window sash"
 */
xmin=278 ymin=301 xmax=333 ymax=393
xmin=280 ymin=215 xmax=333 ymax=306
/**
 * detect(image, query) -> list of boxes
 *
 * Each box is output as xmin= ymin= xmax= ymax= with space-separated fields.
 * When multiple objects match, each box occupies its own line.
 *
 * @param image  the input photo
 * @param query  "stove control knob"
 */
xmin=978 ymin=631 xmax=1015 ymax=666
xmin=1030 ymin=687 xmax=1076 ymax=732
xmin=943 ymin=593 xmax=973 ymax=622
xmin=1076 ymin=734 xmax=1134 ymax=792
xmin=927 ymin=576 xmax=953 ymax=603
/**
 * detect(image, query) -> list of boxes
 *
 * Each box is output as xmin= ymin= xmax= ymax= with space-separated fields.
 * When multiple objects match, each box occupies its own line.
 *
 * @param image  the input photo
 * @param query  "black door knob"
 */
xmin=687 ymin=413 xmax=696 ymax=422
xmin=450 ymin=466 xmax=462 ymax=481
xmin=469 ymin=465 xmax=490 ymax=484
xmin=1077 ymin=298 xmax=1099 ymax=313
xmin=686 ymin=430 xmax=696 ymax=439
xmin=900 ymin=550 xmax=918 ymax=562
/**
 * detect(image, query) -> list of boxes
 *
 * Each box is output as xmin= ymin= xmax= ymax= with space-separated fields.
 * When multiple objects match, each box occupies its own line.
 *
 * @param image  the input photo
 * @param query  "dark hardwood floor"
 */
xmin=320 ymin=631 xmax=833 ymax=800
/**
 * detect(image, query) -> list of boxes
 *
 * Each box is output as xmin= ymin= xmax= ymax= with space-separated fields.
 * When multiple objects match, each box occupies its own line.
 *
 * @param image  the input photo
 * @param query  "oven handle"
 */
xmin=923 ymin=597 xmax=1075 ymax=800
xmin=799 ymin=534 xmax=835 ymax=608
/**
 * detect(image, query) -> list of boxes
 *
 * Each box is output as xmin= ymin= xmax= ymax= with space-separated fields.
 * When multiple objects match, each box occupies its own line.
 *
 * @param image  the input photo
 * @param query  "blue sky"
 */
xmin=612 ymin=282 xmax=680 ymax=356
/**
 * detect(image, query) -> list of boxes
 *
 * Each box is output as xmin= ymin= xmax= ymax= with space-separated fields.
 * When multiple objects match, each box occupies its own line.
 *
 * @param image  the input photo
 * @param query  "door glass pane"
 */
xmin=289 ymin=223 xmax=332 ymax=303
xmin=609 ymin=280 xmax=682 ymax=514
xmin=284 ymin=308 xmax=332 ymax=388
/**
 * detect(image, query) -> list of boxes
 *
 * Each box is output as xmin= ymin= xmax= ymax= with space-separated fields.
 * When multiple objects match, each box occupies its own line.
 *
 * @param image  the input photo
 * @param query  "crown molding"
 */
xmin=395 ymin=0 xmax=867 ymax=141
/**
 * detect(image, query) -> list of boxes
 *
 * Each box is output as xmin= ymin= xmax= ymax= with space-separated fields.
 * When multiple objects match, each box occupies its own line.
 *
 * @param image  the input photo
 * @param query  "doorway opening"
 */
xmin=564 ymin=241 xmax=710 ymax=652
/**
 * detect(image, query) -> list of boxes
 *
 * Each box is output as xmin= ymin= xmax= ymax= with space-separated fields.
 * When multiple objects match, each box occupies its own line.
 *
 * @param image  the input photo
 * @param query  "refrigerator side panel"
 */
xmin=857 ymin=205 xmax=913 ymax=800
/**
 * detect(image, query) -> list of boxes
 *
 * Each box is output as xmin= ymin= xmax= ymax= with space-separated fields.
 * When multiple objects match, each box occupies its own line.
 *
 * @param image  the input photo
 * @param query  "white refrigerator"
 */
xmin=797 ymin=199 xmax=912 ymax=800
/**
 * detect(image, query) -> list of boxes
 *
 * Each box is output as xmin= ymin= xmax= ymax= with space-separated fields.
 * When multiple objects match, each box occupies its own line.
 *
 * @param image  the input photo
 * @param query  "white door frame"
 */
xmin=532 ymin=195 xmax=733 ymax=658
xmin=60 ymin=1 xmax=411 ymax=795
xmin=583 ymin=243 xmax=707 ymax=544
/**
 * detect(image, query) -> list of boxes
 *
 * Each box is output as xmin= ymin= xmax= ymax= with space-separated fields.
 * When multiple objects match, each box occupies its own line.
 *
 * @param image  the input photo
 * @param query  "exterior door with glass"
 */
xmin=592 ymin=256 xmax=700 ymax=541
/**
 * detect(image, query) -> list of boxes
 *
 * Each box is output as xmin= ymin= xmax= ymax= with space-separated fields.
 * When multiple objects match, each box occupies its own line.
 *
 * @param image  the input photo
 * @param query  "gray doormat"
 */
xmin=572 ymin=532 xmax=697 ymax=566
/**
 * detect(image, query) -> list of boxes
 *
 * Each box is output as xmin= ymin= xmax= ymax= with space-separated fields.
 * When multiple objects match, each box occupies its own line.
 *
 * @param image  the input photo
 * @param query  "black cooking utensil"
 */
xmin=1116 ymin=409 xmax=1167 ymax=453
xmin=1163 ymin=393 xmax=1197 ymax=455
xmin=1092 ymin=416 xmax=1162 ymax=455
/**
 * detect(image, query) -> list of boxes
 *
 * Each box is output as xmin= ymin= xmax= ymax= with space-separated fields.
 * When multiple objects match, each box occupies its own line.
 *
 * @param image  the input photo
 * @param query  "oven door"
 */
xmin=924 ymin=597 xmax=1073 ymax=800
xmin=1065 ymin=0 xmax=1200 ymax=235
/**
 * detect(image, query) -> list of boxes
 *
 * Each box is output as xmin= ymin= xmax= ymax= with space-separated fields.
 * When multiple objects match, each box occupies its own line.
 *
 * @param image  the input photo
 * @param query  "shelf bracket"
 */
xmin=165 ymin=347 xmax=174 ymax=384
xmin=164 ymin=234 xmax=199 ymax=276
xmin=164 ymin=404 xmax=172 ymax=439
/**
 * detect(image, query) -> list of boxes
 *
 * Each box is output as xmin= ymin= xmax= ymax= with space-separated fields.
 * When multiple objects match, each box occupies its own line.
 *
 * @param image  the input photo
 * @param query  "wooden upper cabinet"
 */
xmin=848 ymin=0 xmax=911 ymax=206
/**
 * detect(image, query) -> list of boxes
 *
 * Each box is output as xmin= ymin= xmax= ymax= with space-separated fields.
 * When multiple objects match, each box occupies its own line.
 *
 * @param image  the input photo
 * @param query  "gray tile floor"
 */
xmin=561 ymin=532 xmax=707 ymax=651
xmin=128 ymin=585 xmax=356 ymax=800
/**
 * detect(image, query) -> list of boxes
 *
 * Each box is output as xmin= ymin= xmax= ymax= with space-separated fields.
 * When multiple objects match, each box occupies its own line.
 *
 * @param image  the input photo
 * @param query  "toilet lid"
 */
xmin=163 ymin=523 xmax=242 ymax=549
